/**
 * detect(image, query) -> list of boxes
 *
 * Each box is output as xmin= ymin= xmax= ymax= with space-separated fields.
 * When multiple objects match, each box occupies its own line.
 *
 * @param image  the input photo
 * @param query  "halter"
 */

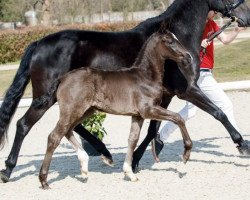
xmin=200 ymin=0 xmax=245 ymax=63
xmin=223 ymin=0 xmax=245 ymax=19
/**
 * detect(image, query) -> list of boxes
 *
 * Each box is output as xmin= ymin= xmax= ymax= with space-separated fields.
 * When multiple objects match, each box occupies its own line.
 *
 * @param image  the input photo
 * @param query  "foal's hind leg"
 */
xmin=74 ymin=109 xmax=113 ymax=166
xmin=39 ymin=119 xmax=69 ymax=189
xmin=65 ymin=131 xmax=89 ymax=178
xmin=74 ymin=125 xmax=113 ymax=166
xmin=123 ymin=116 xmax=144 ymax=181
xmin=39 ymin=104 xmax=91 ymax=189
xmin=0 ymin=101 xmax=55 ymax=183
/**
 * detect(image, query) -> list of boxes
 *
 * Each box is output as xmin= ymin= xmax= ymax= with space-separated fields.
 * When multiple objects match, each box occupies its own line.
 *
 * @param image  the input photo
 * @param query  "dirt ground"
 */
xmin=0 ymin=91 xmax=250 ymax=200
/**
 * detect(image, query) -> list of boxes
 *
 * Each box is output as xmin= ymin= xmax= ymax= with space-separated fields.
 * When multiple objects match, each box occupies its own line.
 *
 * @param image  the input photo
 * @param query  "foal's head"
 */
xmin=154 ymin=31 xmax=192 ymax=64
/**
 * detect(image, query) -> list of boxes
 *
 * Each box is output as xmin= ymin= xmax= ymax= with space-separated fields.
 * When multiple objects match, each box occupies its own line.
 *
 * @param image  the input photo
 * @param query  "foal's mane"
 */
xmin=132 ymin=32 xmax=161 ymax=68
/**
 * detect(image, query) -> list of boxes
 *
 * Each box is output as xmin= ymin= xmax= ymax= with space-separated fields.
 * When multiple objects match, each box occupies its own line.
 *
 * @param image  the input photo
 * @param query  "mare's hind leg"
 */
xmin=140 ymin=105 xmax=192 ymax=163
xmin=65 ymin=131 xmax=89 ymax=178
xmin=0 ymin=101 xmax=55 ymax=183
xmin=123 ymin=116 xmax=144 ymax=181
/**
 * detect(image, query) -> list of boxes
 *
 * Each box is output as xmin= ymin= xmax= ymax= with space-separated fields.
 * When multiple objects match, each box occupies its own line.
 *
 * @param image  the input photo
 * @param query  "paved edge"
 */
xmin=0 ymin=80 xmax=250 ymax=108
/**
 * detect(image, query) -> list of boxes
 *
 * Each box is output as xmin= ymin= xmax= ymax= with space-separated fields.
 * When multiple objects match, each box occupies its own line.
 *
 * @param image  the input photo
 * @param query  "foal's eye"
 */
xmin=164 ymin=38 xmax=173 ymax=45
xmin=162 ymin=36 xmax=167 ymax=42
xmin=168 ymin=39 xmax=173 ymax=44
xmin=162 ymin=36 xmax=171 ymax=43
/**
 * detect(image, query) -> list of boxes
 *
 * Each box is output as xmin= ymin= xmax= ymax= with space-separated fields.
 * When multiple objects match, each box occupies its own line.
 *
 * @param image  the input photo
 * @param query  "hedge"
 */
xmin=0 ymin=22 xmax=139 ymax=64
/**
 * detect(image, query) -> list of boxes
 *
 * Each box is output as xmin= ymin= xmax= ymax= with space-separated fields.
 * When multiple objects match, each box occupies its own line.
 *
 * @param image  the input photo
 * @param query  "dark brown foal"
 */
xmin=37 ymin=31 xmax=193 ymax=189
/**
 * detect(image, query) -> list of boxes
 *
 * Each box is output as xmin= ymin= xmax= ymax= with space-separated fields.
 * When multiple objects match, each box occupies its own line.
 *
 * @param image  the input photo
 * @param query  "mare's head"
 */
xmin=210 ymin=0 xmax=250 ymax=27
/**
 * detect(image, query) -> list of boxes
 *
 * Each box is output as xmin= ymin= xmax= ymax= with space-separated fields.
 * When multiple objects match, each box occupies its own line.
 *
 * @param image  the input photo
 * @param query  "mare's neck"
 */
xmin=163 ymin=0 xmax=227 ymax=53
xmin=168 ymin=0 xmax=209 ymax=52
xmin=133 ymin=0 xmax=210 ymax=53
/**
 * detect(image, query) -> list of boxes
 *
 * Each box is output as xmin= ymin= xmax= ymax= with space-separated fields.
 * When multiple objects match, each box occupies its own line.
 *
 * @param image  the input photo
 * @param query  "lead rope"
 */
xmin=200 ymin=16 xmax=237 ymax=63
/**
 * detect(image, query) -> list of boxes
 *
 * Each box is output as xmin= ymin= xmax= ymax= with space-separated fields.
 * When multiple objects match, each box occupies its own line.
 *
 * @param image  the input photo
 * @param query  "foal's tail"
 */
xmin=32 ymin=79 xmax=60 ymax=109
xmin=0 ymin=41 xmax=37 ymax=150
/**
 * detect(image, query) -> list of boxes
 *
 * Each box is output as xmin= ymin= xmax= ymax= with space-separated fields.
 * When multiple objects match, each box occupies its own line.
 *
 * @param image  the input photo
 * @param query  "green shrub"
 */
xmin=82 ymin=111 xmax=107 ymax=140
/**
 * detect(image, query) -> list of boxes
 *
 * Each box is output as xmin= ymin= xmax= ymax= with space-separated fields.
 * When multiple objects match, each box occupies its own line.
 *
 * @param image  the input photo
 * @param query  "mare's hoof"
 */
xmin=102 ymin=149 xmax=113 ymax=161
xmin=101 ymin=154 xmax=114 ymax=167
xmin=132 ymin=160 xmax=140 ymax=173
xmin=237 ymin=140 xmax=250 ymax=156
xmin=0 ymin=170 xmax=9 ymax=183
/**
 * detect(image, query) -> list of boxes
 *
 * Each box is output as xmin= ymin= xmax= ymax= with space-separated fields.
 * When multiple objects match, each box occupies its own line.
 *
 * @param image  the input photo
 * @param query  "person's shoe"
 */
xmin=151 ymin=134 xmax=164 ymax=162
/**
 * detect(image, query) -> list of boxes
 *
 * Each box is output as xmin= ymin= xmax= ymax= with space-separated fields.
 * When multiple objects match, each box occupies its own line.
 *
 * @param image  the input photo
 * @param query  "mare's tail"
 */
xmin=0 ymin=41 xmax=37 ymax=150
xmin=31 ymin=79 xmax=60 ymax=109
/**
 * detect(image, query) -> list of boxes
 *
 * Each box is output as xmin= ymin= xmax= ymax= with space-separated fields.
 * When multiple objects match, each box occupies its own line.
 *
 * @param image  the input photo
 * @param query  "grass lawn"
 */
xmin=0 ymin=39 xmax=249 ymax=98
xmin=214 ymin=39 xmax=250 ymax=82
xmin=0 ymin=70 xmax=32 ymax=98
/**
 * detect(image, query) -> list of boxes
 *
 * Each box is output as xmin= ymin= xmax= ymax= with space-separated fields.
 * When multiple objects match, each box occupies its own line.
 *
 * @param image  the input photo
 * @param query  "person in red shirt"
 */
xmin=152 ymin=11 xmax=246 ymax=161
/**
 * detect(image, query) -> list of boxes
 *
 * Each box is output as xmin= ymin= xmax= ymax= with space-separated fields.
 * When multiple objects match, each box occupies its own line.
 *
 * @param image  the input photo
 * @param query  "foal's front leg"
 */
xmin=123 ymin=116 xmax=144 ymax=181
xmin=140 ymin=106 xmax=192 ymax=163
xmin=65 ymin=131 xmax=89 ymax=178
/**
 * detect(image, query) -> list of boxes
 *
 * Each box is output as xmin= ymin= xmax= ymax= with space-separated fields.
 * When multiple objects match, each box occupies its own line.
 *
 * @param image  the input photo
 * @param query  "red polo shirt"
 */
xmin=200 ymin=20 xmax=220 ymax=69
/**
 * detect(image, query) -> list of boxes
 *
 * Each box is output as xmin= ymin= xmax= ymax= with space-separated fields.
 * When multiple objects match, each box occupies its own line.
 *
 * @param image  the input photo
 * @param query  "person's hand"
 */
xmin=234 ymin=26 xmax=247 ymax=32
xmin=201 ymin=39 xmax=211 ymax=48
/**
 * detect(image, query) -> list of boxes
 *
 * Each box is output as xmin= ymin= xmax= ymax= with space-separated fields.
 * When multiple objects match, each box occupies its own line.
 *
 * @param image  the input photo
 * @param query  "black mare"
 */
xmin=0 ymin=0 xmax=250 ymax=182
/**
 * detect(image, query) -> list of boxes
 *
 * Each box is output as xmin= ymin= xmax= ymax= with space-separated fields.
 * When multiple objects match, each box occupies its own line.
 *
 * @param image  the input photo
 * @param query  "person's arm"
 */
xmin=217 ymin=26 xmax=246 ymax=44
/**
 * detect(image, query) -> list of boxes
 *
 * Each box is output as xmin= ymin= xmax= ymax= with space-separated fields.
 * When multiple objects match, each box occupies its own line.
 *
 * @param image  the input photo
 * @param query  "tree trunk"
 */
xmin=41 ymin=0 xmax=51 ymax=26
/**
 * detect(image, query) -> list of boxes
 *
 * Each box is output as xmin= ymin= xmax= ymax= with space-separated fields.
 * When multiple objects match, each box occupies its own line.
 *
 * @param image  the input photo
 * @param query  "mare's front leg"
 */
xmin=176 ymin=56 xmax=249 ymax=155
xmin=123 ymin=116 xmax=144 ymax=181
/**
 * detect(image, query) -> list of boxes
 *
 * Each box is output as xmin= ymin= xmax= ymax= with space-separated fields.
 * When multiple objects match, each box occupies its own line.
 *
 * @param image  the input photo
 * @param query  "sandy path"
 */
xmin=0 ymin=91 xmax=250 ymax=200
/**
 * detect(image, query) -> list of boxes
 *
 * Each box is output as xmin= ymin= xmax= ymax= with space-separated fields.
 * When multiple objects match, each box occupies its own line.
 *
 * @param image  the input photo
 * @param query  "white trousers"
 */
xmin=159 ymin=71 xmax=240 ymax=142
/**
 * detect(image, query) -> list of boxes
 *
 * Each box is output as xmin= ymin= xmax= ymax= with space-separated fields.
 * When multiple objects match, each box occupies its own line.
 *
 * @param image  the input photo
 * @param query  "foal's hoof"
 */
xmin=101 ymin=154 xmax=114 ymax=167
xmin=41 ymin=182 xmax=51 ymax=190
xmin=0 ymin=170 xmax=9 ymax=183
xmin=124 ymin=172 xmax=139 ymax=182
xmin=81 ymin=169 xmax=88 ymax=179
xmin=237 ymin=140 xmax=250 ymax=156
xmin=183 ymin=149 xmax=191 ymax=164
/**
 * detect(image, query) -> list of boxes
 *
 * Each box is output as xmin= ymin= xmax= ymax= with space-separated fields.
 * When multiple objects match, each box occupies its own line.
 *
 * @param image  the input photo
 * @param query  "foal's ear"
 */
xmin=158 ymin=22 xmax=169 ymax=34
xmin=161 ymin=30 xmax=171 ymax=40
xmin=162 ymin=35 xmax=168 ymax=43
